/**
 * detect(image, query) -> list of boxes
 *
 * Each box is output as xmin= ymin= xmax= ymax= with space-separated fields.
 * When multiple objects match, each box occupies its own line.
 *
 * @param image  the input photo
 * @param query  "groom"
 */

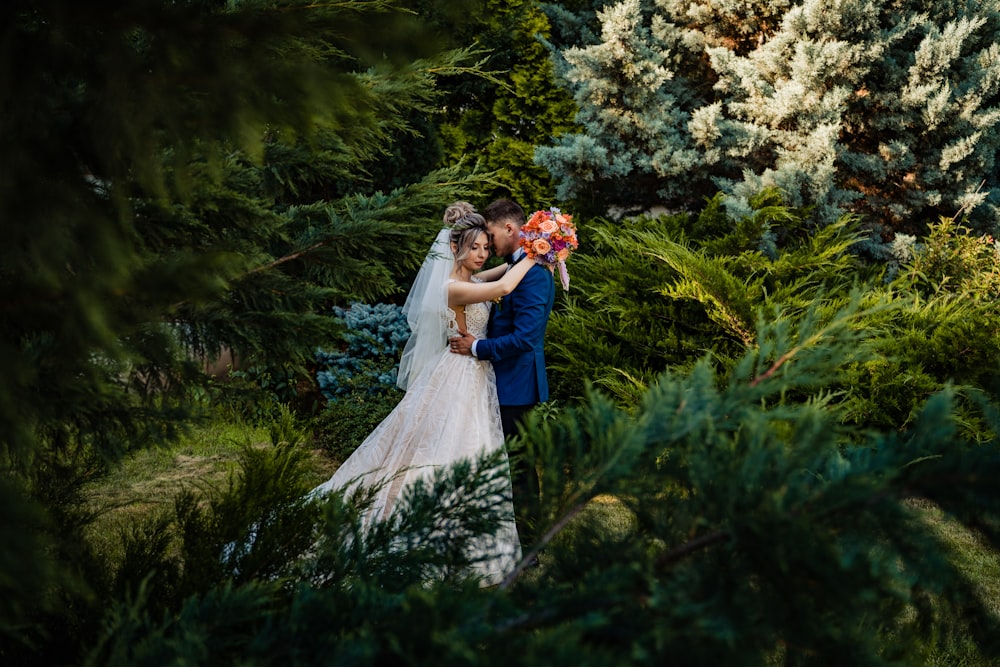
xmin=449 ymin=198 xmax=555 ymax=546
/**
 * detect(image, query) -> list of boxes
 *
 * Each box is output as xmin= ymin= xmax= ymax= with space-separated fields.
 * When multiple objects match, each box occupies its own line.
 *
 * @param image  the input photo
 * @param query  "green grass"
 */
xmin=82 ymin=415 xmax=339 ymax=564
xmin=87 ymin=421 xmax=267 ymax=515
xmin=919 ymin=499 xmax=1000 ymax=617
xmin=914 ymin=498 xmax=1000 ymax=666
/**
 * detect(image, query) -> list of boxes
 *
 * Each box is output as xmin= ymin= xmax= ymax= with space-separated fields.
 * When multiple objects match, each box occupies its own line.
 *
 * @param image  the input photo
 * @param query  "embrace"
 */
xmin=311 ymin=198 xmax=556 ymax=585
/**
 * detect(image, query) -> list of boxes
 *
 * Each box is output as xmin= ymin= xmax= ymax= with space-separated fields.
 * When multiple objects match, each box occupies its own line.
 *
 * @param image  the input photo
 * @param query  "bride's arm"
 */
xmin=448 ymin=257 xmax=538 ymax=307
xmin=473 ymin=263 xmax=509 ymax=282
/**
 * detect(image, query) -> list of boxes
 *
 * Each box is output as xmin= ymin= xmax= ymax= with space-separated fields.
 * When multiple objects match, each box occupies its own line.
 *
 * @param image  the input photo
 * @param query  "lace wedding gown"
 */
xmin=311 ymin=282 xmax=521 ymax=585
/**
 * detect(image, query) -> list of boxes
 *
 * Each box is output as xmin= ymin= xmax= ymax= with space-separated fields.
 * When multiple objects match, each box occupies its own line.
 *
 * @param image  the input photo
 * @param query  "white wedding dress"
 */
xmin=311 ymin=281 xmax=521 ymax=585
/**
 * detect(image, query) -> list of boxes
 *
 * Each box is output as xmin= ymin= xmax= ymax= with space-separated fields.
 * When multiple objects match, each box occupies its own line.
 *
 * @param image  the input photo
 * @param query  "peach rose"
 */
xmin=532 ymin=238 xmax=552 ymax=255
xmin=539 ymin=219 xmax=559 ymax=234
xmin=556 ymin=247 xmax=570 ymax=261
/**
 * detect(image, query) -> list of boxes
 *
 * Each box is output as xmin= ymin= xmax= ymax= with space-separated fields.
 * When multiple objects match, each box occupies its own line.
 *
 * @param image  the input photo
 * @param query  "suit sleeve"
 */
xmin=476 ymin=265 xmax=550 ymax=362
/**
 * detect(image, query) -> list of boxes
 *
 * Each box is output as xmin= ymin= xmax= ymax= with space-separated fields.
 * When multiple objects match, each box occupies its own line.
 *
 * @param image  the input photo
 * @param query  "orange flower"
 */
xmin=527 ymin=211 xmax=547 ymax=226
xmin=532 ymin=238 xmax=552 ymax=255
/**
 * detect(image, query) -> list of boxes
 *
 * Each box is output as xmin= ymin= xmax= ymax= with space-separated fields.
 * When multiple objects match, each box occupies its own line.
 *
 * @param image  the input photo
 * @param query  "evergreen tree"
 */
xmin=0 ymin=1 xmax=493 ymax=661
xmin=426 ymin=0 xmax=580 ymax=206
xmin=537 ymin=0 xmax=1000 ymax=240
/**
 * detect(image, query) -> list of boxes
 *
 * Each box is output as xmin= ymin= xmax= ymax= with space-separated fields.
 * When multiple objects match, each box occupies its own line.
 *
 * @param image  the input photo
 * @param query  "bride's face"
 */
xmin=459 ymin=231 xmax=490 ymax=272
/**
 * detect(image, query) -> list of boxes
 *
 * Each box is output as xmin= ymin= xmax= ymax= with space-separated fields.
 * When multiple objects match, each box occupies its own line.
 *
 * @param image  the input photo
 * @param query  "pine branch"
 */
xmin=649 ymin=241 xmax=757 ymax=346
xmin=499 ymin=501 xmax=587 ymax=591
xmin=246 ymin=241 xmax=328 ymax=275
xmin=749 ymin=347 xmax=798 ymax=387
xmin=655 ymin=529 xmax=731 ymax=568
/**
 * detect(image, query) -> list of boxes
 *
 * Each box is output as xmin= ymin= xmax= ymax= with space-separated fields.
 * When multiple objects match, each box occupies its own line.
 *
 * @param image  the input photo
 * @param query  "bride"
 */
xmin=311 ymin=202 xmax=538 ymax=584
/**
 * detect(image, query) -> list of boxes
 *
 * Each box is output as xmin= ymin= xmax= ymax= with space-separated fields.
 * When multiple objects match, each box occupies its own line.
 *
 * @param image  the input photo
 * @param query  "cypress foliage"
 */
xmin=546 ymin=189 xmax=853 ymax=401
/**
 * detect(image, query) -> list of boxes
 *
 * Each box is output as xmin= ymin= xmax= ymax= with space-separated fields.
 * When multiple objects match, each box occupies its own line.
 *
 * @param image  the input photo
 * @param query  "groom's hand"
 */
xmin=449 ymin=329 xmax=475 ymax=356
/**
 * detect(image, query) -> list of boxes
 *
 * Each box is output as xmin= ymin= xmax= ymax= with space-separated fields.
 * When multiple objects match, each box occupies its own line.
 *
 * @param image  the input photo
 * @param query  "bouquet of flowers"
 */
xmin=520 ymin=207 xmax=579 ymax=290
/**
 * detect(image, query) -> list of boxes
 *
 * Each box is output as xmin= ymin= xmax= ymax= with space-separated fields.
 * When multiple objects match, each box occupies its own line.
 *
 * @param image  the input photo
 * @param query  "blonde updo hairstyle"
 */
xmin=443 ymin=201 xmax=487 ymax=263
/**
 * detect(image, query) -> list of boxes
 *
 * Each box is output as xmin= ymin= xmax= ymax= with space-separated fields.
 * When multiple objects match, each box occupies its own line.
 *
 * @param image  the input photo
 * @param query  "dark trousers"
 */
xmin=500 ymin=404 xmax=539 ymax=549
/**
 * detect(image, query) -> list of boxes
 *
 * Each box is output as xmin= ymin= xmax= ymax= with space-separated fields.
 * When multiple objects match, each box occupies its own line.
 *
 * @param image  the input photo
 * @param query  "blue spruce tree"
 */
xmin=538 ymin=0 xmax=1000 ymax=243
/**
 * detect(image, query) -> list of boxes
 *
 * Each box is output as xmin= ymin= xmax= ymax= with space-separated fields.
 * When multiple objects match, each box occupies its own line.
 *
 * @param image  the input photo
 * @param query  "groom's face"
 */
xmin=486 ymin=218 xmax=519 ymax=258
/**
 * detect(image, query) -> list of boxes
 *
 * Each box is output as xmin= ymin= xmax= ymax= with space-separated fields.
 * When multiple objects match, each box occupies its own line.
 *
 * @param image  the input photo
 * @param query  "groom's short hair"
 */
xmin=483 ymin=198 xmax=525 ymax=227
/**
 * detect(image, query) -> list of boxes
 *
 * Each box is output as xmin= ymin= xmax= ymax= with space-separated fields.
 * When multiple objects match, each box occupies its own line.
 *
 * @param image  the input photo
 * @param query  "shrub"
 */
xmin=313 ymin=387 xmax=404 ymax=463
xmin=315 ymin=302 xmax=410 ymax=401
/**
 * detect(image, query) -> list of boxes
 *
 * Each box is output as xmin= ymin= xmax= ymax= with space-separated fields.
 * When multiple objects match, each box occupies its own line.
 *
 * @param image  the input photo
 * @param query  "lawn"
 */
xmin=82 ymin=413 xmax=339 ymax=563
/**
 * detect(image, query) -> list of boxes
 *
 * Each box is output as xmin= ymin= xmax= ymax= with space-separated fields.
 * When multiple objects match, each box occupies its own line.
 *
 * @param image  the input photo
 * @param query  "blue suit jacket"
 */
xmin=476 ymin=261 xmax=554 ymax=406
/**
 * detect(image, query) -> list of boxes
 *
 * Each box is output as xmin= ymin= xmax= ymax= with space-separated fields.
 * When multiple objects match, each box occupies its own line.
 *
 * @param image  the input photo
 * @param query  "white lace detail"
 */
xmin=445 ymin=278 xmax=491 ymax=339
xmin=464 ymin=301 xmax=490 ymax=337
